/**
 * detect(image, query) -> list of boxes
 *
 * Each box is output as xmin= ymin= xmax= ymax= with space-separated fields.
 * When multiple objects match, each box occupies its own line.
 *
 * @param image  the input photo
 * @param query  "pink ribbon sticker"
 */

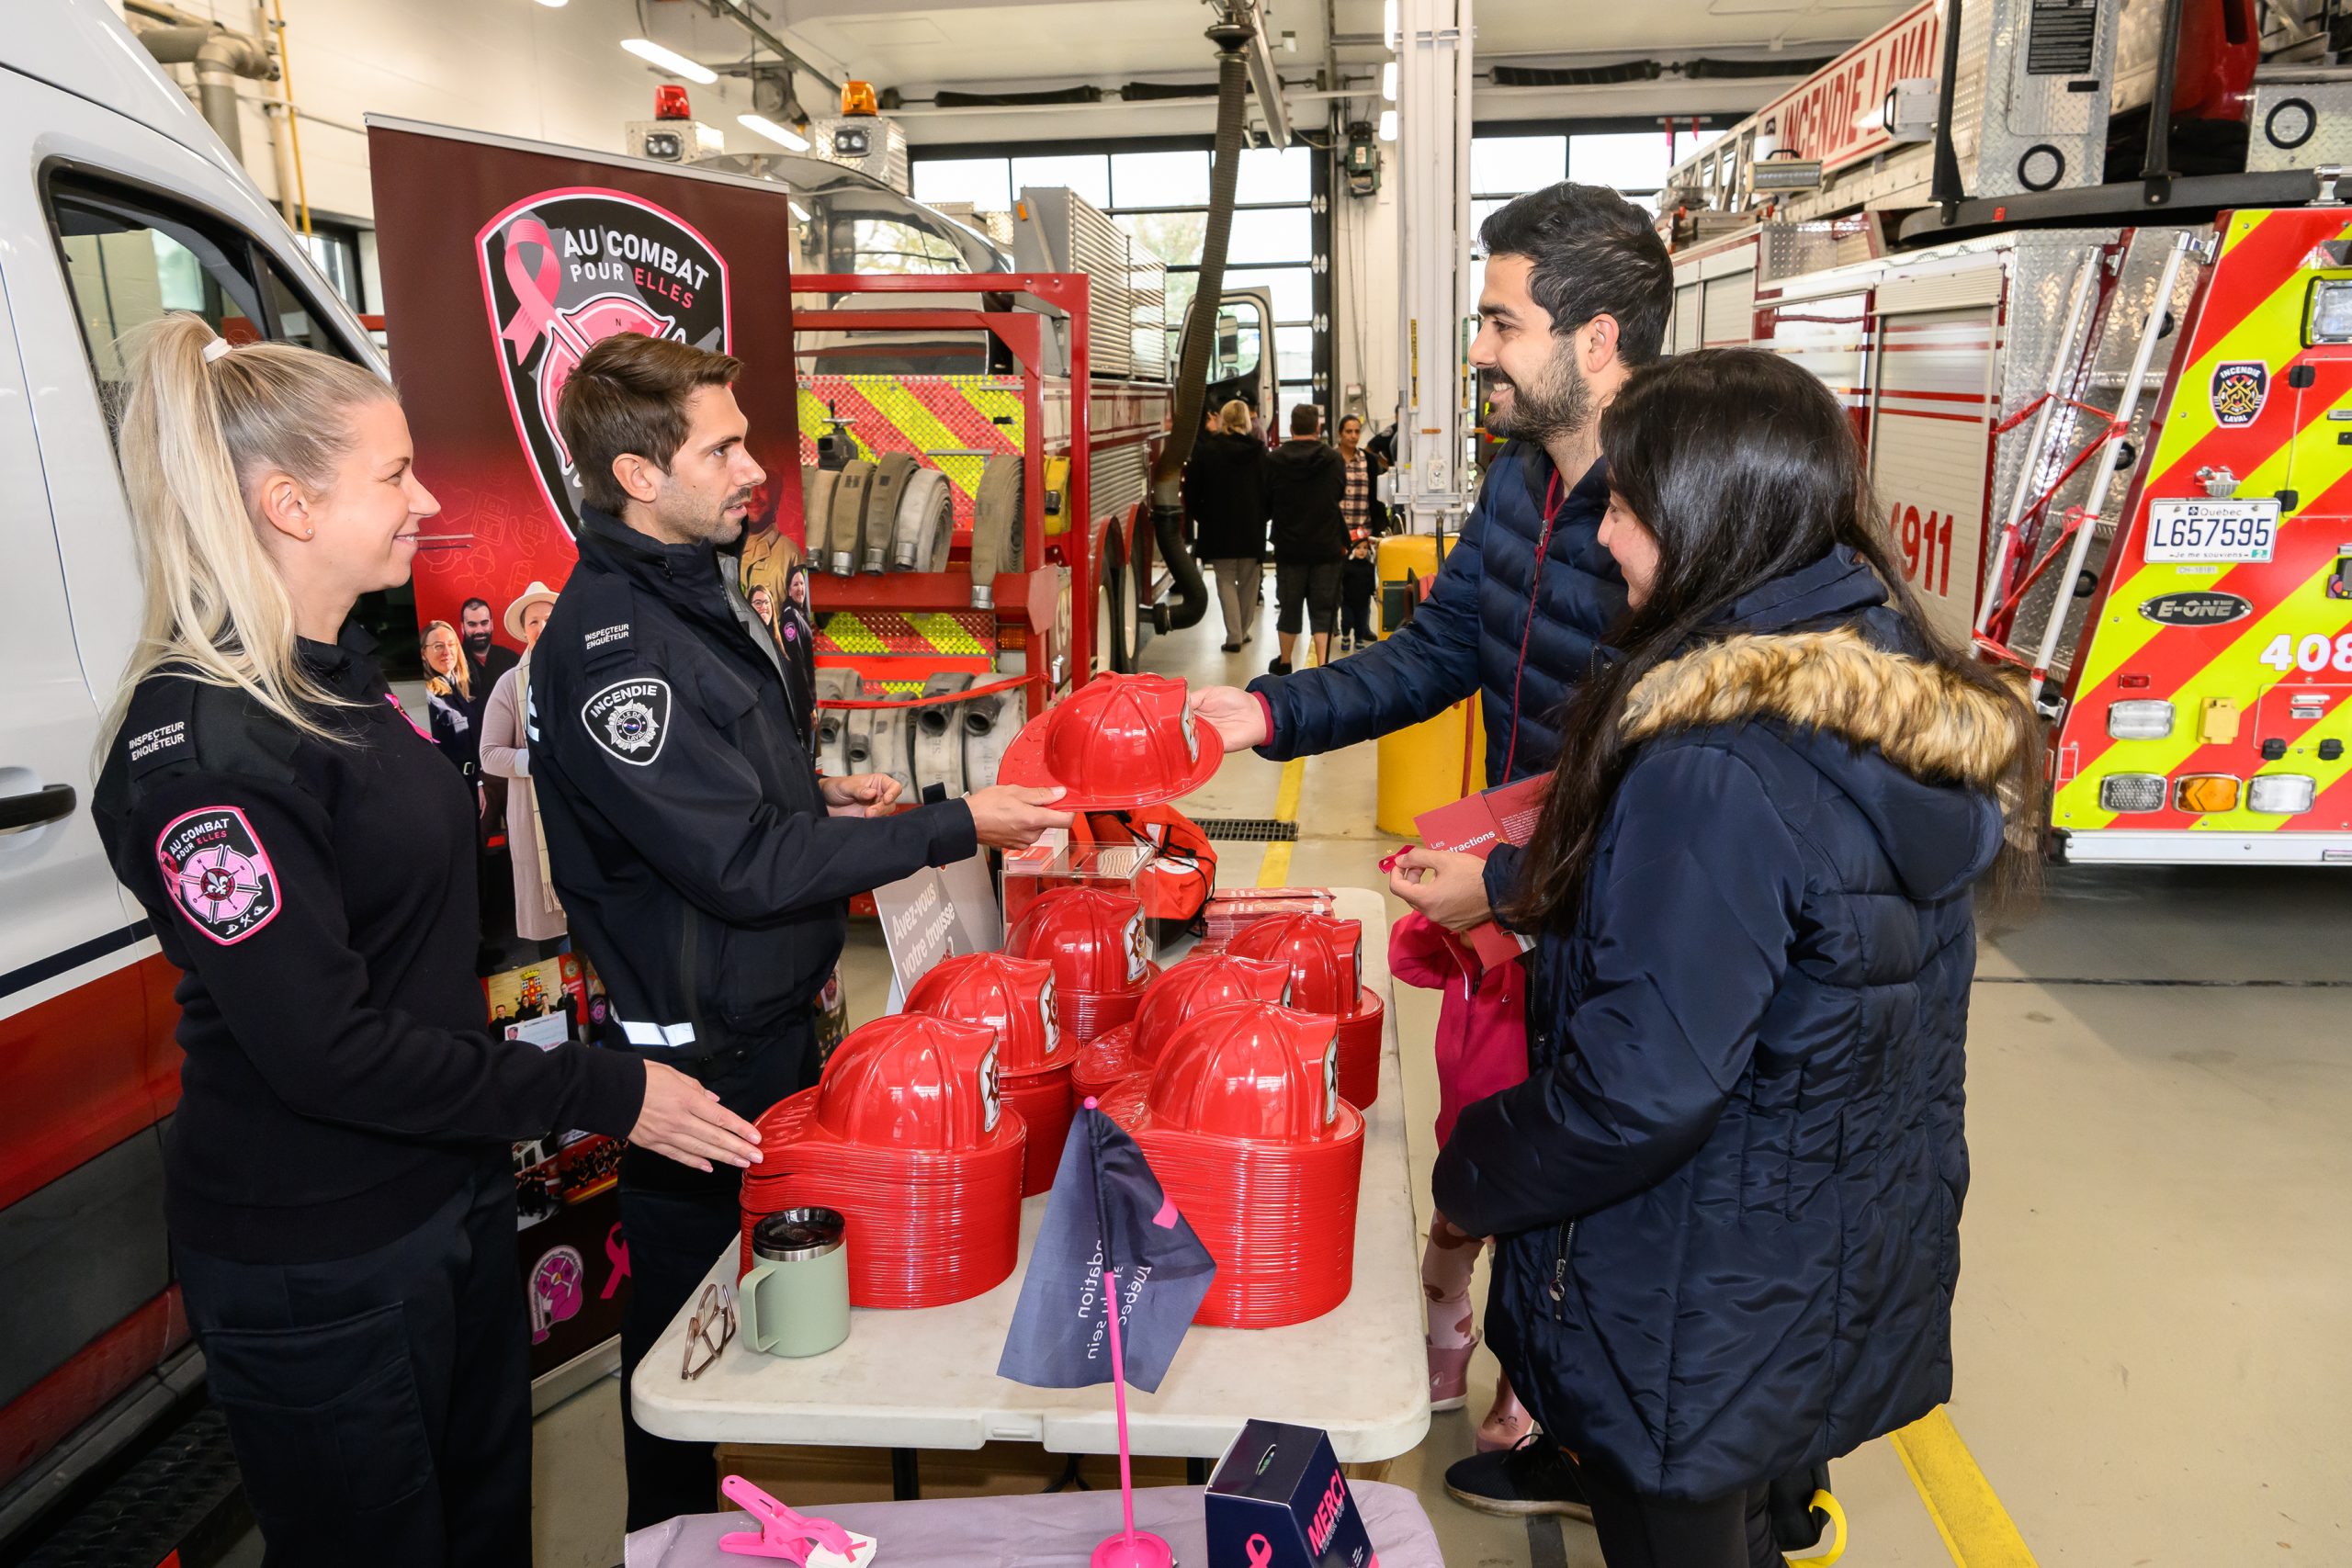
xmin=500 ymin=217 xmax=582 ymax=365
xmin=1245 ymin=1534 xmax=1273 ymax=1568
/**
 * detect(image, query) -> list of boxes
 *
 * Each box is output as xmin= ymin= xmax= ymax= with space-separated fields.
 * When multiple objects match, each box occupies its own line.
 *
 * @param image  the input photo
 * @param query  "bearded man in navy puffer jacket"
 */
xmin=1188 ymin=182 xmax=1678 ymax=1514
xmin=1189 ymin=180 xmax=1668 ymax=936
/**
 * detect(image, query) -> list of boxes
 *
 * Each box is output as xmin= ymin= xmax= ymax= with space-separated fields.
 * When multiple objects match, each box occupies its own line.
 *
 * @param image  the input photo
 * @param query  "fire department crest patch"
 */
xmin=582 ymin=677 xmax=673 ymax=766
xmin=477 ymin=188 xmax=731 ymax=537
xmin=2211 ymin=360 xmax=2268 ymax=427
xmin=155 ymin=806 xmax=282 ymax=946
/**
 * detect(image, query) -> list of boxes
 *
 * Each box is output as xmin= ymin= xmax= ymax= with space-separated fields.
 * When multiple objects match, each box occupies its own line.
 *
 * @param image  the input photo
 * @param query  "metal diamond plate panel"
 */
xmin=1973 ymin=0 xmax=2116 ymax=197
xmin=2247 ymin=81 xmax=2352 ymax=172
xmin=2007 ymin=227 xmax=2205 ymax=675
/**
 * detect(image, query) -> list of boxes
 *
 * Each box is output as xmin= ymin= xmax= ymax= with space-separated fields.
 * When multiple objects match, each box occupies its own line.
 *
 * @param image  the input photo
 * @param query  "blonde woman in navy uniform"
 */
xmin=89 ymin=317 xmax=763 ymax=1568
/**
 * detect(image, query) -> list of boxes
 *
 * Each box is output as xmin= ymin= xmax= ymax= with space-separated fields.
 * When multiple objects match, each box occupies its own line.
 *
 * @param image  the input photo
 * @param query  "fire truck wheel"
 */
xmin=1097 ymin=525 xmax=1135 ymax=675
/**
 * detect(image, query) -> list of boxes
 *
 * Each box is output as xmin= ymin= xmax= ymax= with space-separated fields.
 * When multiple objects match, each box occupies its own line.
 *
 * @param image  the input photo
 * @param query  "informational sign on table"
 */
xmin=875 ymin=851 xmax=1001 ymax=1010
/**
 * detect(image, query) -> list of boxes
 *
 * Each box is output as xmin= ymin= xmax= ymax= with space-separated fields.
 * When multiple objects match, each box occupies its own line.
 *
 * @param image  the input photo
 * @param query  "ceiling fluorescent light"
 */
xmin=1382 ymin=62 xmax=1397 ymax=101
xmin=739 ymin=114 xmax=811 ymax=152
xmin=1378 ymin=108 xmax=1397 ymax=142
xmin=1383 ymin=0 xmax=1398 ymax=50
xmin=621 ymin=38 xmax=718 ymax=85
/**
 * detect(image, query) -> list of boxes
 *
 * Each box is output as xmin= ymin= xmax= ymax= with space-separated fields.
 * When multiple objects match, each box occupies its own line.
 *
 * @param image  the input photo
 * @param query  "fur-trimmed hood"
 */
xmin=1613 ymin=550 xmax=2018 ymax=901
xmin=1622 ymin=626 xmax=2021 ymax=791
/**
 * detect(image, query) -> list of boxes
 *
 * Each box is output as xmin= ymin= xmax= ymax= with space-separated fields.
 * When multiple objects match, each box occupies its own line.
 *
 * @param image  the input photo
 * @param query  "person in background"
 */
xmin=748 ymin=583 xmax=775 ymax=627
xmin=1337 ymin=413 xmax=1386 ymax=653
xmin=1189 ymin=182 xmax=1674 ymax=1490
xmin=1183 ymin=398 xmax=1269 ymax=654
xmin=529 ymin=332 xmax=1072 ymax=1529
xmin=1431 ymin=347 xmax=2041 ymax=1562
xmin=1262 ymin=401 xmax=1347 ymax=674
xmin=420 ymin=618 xmax=480 ymax=789
xmin=1340 ymin=534 xmax=1378 ymax=653
xmin=478 ymin=581 xmax=564 ymax=946
xmin=458 ymin=594 xmax=520 ymax=693
xmin=87 ymin=318 xmax=763 ymax=1568
xmin=741 ymin=526 xmax=817 ymax=748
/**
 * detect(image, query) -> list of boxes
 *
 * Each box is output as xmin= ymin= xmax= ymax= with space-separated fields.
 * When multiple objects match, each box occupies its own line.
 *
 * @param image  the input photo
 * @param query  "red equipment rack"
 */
xmin=790 ymin=272 xmax=1168 ymax=715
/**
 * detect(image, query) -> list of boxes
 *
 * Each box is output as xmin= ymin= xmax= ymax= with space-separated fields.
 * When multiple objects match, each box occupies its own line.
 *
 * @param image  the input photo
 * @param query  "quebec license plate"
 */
xmin=2143 ymin=498 xmax=2279 ymax=563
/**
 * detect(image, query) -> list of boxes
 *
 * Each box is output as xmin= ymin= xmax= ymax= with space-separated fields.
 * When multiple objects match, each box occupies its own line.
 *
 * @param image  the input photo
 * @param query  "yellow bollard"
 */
xmin=1376 ymin=694 xmax=1486 ymax=837
xmin=1374 ymin=532 xmax=1457 ymax=638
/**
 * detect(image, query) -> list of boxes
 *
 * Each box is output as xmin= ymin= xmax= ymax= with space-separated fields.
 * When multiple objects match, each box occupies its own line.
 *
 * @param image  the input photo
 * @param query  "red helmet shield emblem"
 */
xmin=476 ymin=187 xmax=732 ymax=537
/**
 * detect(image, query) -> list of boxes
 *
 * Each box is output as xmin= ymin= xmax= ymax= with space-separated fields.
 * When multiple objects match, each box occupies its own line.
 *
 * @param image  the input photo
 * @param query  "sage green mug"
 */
xmin=740 ymin=1208 xmax=851 ymax=1358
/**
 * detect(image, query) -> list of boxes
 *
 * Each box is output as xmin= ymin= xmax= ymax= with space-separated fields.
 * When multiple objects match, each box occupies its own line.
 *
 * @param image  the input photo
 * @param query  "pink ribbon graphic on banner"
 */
xmin=602 ymin=1221 xmax=632 ymax=1300
xmin=499 ymin=217 xmax=590 ymax=366
xmin=1244 ymin=1534 xmax=1272 ymax=1568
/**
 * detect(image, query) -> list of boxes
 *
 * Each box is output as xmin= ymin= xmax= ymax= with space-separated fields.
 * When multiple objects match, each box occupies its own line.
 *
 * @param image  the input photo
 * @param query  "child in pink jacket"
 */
xmin=1391 ymin=910 xmax=1533 ymax=1451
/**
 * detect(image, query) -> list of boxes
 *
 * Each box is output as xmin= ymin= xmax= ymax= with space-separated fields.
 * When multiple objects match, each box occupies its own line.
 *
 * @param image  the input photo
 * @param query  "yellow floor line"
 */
xmin=1890 ymin=1407 xmax=2040 ymax=1568
xmin=1256 ymin=754 xmax=1308 ymax=886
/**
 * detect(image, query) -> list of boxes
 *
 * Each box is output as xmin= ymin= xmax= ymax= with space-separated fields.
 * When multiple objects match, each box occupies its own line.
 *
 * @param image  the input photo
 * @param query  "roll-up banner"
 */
xmin=368 ymin=117 xmax=803 ymax=646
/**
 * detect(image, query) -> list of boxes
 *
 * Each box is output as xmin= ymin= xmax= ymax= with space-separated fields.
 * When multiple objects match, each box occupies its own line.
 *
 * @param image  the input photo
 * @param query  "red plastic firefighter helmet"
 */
xmin=904 ymin=952 xmax=1062 ymax=1073
xmin=1226 ymin=912 xmax=1363 ymax=1015
xmin=813 ymin=1012 xmax=1012 ymax=1153
xmin=1132 ymin=952 xmax=1293 ymax=1063
xmin=1005 ymin=886 xmax=1151 ymax=997
xmin=1143 ymin=1001 xmax=1352 ymax=1145
xmin=997 ymin=673 xmax=1224 ymax=809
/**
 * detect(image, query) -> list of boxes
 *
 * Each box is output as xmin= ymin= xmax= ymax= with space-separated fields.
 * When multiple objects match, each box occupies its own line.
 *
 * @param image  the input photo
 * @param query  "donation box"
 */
xmin=1204 ymin=1420 xmax=1376 ymax=1568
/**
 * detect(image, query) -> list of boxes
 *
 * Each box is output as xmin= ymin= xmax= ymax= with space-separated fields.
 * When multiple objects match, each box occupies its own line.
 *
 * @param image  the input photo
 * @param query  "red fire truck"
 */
xmin=1657 ymin=0 xmax=2352 ymax=864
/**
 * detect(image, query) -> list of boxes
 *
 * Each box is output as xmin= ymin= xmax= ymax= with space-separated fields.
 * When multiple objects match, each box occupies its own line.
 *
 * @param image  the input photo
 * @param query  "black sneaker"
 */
xmin=1443 ymin=1435 xmax=1592 ymax=1521
xmin=1268 ymin=659 xmax=1293 ymax=676
xmin=1222 ymin=640 xmax=1242 ymax=652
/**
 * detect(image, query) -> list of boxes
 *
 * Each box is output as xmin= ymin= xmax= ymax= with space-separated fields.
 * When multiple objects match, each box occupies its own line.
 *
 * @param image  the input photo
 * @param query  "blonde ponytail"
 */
xmin=100 ymin=315 xmax=397 ymax=756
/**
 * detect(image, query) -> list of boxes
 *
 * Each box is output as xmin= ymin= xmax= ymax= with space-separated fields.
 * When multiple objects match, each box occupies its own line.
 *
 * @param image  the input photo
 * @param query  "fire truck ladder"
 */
xmin=1974 ymin=231 xmax=2199 ymax=704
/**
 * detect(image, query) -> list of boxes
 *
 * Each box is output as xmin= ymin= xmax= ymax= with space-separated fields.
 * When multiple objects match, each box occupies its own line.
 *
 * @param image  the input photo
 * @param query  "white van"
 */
xmin=0 ymin=2 xmax=381 ymax=1539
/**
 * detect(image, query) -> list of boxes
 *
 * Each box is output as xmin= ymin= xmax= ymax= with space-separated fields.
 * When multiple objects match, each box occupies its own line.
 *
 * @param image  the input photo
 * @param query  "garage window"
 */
xmin=913 ymin=140 xmax=1327 ymax=419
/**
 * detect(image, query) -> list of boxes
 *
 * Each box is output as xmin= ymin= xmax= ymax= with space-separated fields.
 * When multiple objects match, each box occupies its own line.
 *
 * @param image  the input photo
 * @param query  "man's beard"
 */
xmin=462 ymin=630 xmax=492 ymax=659
xmin=662 ymin=484 xmax=758 ymax=544
xmin=1485 ymin=342 xmax=1591 ymax=444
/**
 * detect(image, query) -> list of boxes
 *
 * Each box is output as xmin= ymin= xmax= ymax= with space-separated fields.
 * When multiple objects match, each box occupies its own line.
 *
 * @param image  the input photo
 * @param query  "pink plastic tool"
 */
xmin=717 ymin=1475 xmax=878 ymax=1566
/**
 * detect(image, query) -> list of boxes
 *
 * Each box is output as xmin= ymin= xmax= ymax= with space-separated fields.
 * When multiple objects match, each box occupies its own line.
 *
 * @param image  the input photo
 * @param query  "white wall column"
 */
xmin=1391 ymin=0 xmax=1475 ymax=536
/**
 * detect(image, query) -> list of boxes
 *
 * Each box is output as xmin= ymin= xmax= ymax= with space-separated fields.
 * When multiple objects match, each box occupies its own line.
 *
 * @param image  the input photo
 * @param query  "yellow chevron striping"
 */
xmin=2214 ymin=691 xmax=2352 ymax=833
xmin=2054 ymin=563 xmax=2352 ymax=826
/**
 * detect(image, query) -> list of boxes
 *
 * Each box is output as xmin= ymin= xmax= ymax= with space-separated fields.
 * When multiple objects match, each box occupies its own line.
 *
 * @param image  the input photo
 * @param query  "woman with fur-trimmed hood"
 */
xmin=1427 ymin=349 xmax=2041 ymax=1566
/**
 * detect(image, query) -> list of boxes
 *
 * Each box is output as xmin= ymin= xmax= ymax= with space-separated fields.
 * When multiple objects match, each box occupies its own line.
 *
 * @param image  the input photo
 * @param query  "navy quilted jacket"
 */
xmin=1434 ymin=548 xmax=2014 ymax=1502
xmin=1247 ymin=442 xmax=1623 ymax=779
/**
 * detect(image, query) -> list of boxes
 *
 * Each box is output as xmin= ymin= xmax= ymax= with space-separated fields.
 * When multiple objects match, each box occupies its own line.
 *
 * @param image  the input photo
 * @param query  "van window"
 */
xmin=50 ymin=176 xmax=341 ymax=392
xmin=44 ymin=175 xmax=418 ymax=674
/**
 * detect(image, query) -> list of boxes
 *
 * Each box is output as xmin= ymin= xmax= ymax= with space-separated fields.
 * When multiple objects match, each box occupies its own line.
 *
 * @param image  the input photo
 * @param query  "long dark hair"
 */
xmin=1502 ymin=348 xmax=2042 ymax=929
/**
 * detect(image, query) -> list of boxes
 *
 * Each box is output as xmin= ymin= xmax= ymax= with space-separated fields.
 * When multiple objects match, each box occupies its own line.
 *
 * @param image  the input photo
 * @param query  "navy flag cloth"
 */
xmin=997 ymin=1104 xmax=1216 ymax=1393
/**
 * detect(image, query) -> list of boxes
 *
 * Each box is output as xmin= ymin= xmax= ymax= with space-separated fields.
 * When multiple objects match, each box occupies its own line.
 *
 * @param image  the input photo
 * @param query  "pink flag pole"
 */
xmin=1086 ymin=1103 xmax=1171 ymax=1568
xmin=1102 ymin=1264 xmax=1138 ymax=1549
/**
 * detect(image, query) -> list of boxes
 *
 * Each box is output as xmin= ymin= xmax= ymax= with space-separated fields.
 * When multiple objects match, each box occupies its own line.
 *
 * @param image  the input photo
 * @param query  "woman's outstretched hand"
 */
xmin=1388 ymin=846 xmax=1495 ymax=933
xmin=630 ymin=1063 xmax=763 ymax=1172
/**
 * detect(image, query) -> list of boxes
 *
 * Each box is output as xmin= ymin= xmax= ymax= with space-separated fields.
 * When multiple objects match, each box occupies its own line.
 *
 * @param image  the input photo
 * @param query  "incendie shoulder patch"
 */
xmin=582 ymin=676 xmax=672 ymax=766
xmin=154 ymin=806 xmax=282 ymax=946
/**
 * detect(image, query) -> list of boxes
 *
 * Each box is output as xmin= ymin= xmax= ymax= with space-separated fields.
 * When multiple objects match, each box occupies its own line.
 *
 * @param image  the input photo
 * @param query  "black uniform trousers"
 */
xmin=618 ymin=1012 xmax=819 ymax=1530
xmin=174 ymin=1159 xmax=527 ymax=1568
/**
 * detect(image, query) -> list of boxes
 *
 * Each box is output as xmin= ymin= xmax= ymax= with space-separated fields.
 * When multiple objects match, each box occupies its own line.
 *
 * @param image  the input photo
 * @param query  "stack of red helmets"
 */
xmin=1227 ymin=911 xmax=1385 ymax=1108
xmin=996 ymin=671 xmax=1224 ymax=810
xmin=739 ymin=1013 xmax=1026 ymax=1308
xmin=905 ymin=952 xmax=1070 ymax=1195
xmin=1131 ymin=1000 xmax=1365 ymax=1328
xmin=1005 ymin=886 xmax=1158 ymax=1043
xmin=1072 ymin=951 xmax=1292 ymax=1108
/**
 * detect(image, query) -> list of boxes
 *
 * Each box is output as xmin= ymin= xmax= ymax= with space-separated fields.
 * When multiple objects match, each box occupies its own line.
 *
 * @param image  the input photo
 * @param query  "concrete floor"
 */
xmin=531 ymin=597 xmax=2352 ymax=1568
